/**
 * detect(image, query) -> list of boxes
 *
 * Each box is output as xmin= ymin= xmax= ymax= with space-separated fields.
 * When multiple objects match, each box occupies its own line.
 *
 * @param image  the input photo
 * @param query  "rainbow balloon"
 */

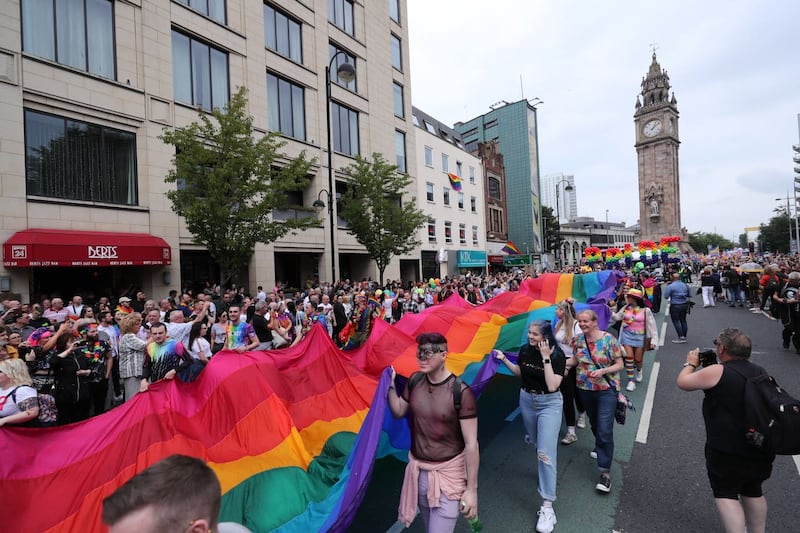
xmin=0 ymin=273 xmax=620 ymax=533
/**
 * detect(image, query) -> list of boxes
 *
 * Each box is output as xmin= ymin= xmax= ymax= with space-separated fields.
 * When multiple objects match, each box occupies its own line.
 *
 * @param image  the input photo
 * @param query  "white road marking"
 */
xmin=659 ymin=321 xmax=667 ymax=347
xmin=505 ymin=406 xmax=521 ymax=422
xmin=636 ymin=361 xmax=660 ymax=444
xmin=793 ymin=456 xmax=800 ymax=476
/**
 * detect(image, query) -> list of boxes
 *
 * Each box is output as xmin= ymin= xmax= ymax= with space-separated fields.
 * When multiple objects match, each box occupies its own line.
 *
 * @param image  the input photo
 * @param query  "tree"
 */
xmin=160 ymin=87 xmax=317 ymax=288
xmin=338 ymin=153 xmax=427 ymax=285
xmin=541 ymin=205 xmax=563 ymax=256
xmin=687 ymin=232 xmax=735 ymax=253
xmin=759 ymin=209 xmax=791 ymax=253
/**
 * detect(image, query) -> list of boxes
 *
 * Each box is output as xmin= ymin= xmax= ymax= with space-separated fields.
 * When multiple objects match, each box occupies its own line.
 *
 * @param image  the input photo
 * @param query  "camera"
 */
xmin=699 ymin=349 xmax=717 ymax=367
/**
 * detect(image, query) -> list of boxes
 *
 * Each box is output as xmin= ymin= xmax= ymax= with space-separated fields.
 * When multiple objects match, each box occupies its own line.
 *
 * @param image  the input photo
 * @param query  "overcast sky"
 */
xmin=406 ymin=0 xmax=800 ymax=242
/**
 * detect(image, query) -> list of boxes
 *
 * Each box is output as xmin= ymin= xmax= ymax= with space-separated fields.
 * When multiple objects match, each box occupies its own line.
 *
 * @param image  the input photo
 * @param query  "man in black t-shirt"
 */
xmin=251 ymin=300 xmax=273 ymax=350
xmin=773 ymin=272 xmax=800 ymax=352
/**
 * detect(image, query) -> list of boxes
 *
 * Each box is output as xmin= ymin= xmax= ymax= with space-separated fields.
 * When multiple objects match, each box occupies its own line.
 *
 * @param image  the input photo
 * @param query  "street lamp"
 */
xmin=321 ymin=53 xmax=356 ymax=284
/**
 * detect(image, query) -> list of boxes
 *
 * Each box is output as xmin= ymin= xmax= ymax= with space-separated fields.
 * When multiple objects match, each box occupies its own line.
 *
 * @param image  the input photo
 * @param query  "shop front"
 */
xmin=455 ymin=250 xmax=487 ymax=276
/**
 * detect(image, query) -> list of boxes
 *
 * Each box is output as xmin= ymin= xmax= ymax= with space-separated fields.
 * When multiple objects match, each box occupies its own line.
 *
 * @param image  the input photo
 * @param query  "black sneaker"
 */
xmin=595 ymin=473 xmax=612 ymax=493
xmin=783 ymin=339 xmax=791 ymax=350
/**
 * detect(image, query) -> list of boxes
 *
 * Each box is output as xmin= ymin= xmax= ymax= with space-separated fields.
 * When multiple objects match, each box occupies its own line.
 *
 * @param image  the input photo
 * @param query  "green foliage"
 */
xmin=338 ymin=153 xmax=427 ymax=284
xmin=687 ymin=232 xmax=735 ymax=253
xmin=159 ymin=87 xmax=317 ymax=286
xmin=738 ymin=233 xmax=748 ymax=248
xmin=758 ymin=210 xmax=793 ymax=253
xmin=541 ymin=205 xmax=563 ymax=255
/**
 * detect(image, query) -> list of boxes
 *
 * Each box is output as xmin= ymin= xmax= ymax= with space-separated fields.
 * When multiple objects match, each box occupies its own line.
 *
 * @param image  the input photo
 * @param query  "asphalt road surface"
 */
xmin=348 ymin=291 xmax=800 ymax=532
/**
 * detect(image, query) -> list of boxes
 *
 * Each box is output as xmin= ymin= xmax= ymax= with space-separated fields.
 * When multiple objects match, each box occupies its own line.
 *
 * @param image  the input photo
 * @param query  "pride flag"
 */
xmin=501 ymin=241 xmax=521 ymax=255
xmin=0 ymin=272 xmax=620 ymax=533
xmin=447 ymin=172 xmax=463 ymax=191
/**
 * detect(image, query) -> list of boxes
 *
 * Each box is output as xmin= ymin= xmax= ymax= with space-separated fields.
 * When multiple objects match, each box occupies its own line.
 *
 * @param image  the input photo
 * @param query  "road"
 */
xmin=348 ymin=293 xmax=800 ymax=532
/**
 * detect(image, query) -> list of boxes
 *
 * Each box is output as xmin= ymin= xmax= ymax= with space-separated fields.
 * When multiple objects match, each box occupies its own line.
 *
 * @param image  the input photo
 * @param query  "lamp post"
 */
xmin=554 ymin=179 xmax=573 ymax=267
xmin=316 ymin=53 xmax=356 ymax=285
xmin=776 ymin=195 xmax=796 ymax=253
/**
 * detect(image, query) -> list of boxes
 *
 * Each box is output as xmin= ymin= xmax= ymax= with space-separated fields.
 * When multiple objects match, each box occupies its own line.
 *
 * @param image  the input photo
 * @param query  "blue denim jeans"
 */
xmin=669 ymin=303 xmax=689 ymax=338
xmin=578 ymin=388 xmax=616 ymax=472
xmin=519 ymin=389 xmax=563 ymax=501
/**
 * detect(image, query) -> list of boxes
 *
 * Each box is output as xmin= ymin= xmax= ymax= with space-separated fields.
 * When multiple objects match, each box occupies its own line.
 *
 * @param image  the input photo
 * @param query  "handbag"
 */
xmin=272 ymin=329 xmax=289 ymax=348
xmin=585 ymin=335 xmax=635 ymax=424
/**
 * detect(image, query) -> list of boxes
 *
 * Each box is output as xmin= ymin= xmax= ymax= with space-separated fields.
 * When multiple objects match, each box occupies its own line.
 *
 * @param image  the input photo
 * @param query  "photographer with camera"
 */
xmin=677 ymin=328 xmax=775 ymax=533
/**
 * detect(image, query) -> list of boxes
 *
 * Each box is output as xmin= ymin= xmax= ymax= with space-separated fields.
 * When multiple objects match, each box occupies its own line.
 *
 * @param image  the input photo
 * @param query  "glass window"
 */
xmin=267 ymin=73 xmax=305 ymax=140
xmin=457 ymin=192 xmax=464 ymax=209
xmin=427 ymin=218 xmax=436 ymax=243
xmin=424 ymin=146 xmax=433 ymax=167
xmin=412 ymin=114 xmax=420 ymax=127
xmin=426 ymin=182 xmax=434 ymax=202
xmin=329 ymin=44 xmax=357 ymax=91
xmin=459 ymin=224 xmax=466 ymax=245
xmin=443 ymin=187 xmax=450 ymax=206
xmin=470 ymin=196 xmax=477 ymax=213
xmin=389 ymin=0 xmax=400 ymax=23
xmin=176 ymin=0 xmax=226 ymax=24
xmin=441 ymin=153 xmax=449 ymax=172
xmin=24 ymin=109 xmax=137 ymax=206
xmin=472 ymin=225 xmax=479 ymax=246
xmin=444 ymin=221 xmax=452 ymax=244
xmin=22 ymin=0 xmax=115 ymax=79
xmin=488 ymin=177 xmax=501 ymax=200
xmin=331 ymin=102 xmax=359 ymax=156
xmin=328 ymin=0 xmax=354 ymax=36
xmin=394 ymin=130 xmax=406 ymax=173
xmin=424 ymin=121 xmax=436 ymax=135
xmin=172 ymin=30 xmax=229 ymax=111
xmin=390 ymin=34 xmax=402 ymax=71
xmin=456 ymin=161 xmax=462 ymax=177
xmin=469 ymin=165 xmax=476 ymax=184
xmin=393 ymin=82 xmax=404 ymax=118
xmin=264 ymin=4 xmax=302 ymax=63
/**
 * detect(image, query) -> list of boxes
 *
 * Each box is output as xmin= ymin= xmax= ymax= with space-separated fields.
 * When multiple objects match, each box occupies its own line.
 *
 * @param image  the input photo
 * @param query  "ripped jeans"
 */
xmin=519 ymin=389 xmax=563 ymax=502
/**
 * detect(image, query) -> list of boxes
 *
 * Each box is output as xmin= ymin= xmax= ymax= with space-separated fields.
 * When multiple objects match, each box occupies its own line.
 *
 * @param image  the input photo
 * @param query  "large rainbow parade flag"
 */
xmin=0 ymin=272 xmax=621 ymax=532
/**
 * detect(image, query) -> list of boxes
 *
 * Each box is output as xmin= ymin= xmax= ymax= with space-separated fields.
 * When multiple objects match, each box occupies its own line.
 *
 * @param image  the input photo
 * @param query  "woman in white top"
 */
xmin=188 ymin=322 xmax=211 ymax=363
xmin=553 ymin=299 xmax=586 ymax=444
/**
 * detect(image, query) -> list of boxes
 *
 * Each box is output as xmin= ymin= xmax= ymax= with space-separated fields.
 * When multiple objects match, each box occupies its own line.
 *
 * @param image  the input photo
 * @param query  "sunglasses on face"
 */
xmin=416 ymin=345 xmax=445 ymax=360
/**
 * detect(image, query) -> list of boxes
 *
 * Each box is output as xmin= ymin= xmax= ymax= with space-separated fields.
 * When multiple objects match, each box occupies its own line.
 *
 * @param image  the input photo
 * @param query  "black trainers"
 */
xmin=783 ymin=338 xmax=791 ymax=350
xmin=595 ymin=473 xmax=612 ymax=493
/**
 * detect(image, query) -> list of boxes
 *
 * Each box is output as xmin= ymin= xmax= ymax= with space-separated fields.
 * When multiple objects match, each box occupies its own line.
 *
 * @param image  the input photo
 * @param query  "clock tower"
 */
xmin=634 ymin=53 xmax=682 ymax=243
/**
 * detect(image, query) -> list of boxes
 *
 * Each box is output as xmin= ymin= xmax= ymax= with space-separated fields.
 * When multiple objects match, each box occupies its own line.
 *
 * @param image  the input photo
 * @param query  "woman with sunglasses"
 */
xmin=495 ymin=320 xmax=565 ymax=533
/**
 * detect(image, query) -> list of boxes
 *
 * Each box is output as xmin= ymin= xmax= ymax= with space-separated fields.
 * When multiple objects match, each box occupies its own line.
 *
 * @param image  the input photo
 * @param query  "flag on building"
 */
xmin=502 ymin=241 xmax=521 ymax=255
xmin=447 ymin=172 xmax=463 ymax=191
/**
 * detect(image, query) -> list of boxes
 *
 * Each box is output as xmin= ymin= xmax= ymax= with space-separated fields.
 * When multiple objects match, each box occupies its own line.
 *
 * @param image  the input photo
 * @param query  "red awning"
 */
xmin=3 ymin=229 xmax=171 ymax=267
xmin=488 ymin=254 xmax=505 ymax=264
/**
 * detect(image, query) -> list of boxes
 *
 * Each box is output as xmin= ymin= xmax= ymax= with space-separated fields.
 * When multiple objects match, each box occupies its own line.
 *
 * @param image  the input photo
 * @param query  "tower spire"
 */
xmin=636 ymin=52 xmax=674 ymax=113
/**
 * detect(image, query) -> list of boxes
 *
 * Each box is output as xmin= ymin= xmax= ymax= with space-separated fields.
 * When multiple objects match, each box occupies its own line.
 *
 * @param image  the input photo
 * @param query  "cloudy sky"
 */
xmin=406 ymin=0 xmax=800 ymax=242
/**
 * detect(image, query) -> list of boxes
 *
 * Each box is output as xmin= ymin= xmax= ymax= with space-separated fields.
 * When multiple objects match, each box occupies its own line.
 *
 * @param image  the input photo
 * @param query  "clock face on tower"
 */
xmin=643 ymin=119 xmax=662 ymax=137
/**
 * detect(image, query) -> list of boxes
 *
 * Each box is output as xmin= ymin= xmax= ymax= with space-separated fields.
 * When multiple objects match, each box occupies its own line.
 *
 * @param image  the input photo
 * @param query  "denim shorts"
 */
xmin=619 ymin=328 xmax=645 ymax=348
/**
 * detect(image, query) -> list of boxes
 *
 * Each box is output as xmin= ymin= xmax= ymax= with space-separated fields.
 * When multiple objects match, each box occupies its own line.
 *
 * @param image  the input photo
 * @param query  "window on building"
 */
xmin=390 ymin=34 xmax=402 ymax=71
xmin=428 ymin=218 xmax=436 ymax=243
xmin=22 ymin=0 xmax=116 ymax=79
xmin=329 ymin=44 xmax=357 ymax=91
xmin=443 ymin=187 xmax=450 ymax=206
xmin=456 ymin=161 xmax=462 ymax=177
xmin=412 ymin=114 xmax=420 ymax=127
xmin=267 ymin=73 xmax=305 ymax=140
xmin=264 ymin=4 xmax=302 ymax=63
xmin=272 ymin=189 xmax=306 ymax=221
xmin=331 ymin=102 xmax=359 ymax=156
xmin=459 ymin=223 xmax=466 ymax=245
xmin=470 ymin=196 xmax=477 ymax=213
xmin=469 ymin=166 xmax=476 ymax=184
xmin=444 ymin=221 xmax=452 ymax=244
xmin=457 ymin=192 xmax=464 ymax=210
xmin=395 ymin=130 xmax=406 ymax=173
xmin=172 ymin=30 xmax=229 ymax=111
xmin=472 ymin=225 xmax=479 ymax=246
xmin=176 ymin=0 xmax=226 ymax=23
xmin=426 ymin=182 xmax=434 ymax=202
xmin=424 ymin=120 xmax=436 ymax=135
xmin=328 ymin=0 xmax=354 ymax=36
xmin=24 ymin=109 xmax=137 ymax=206
xmin=441 ymin=153 xmax=449 ymax=172
xmin=393 ymin=82 xmax=405 ymax=118
xmin=488 ymin=176 xmax=501 ymax=200
xmin=389 ymin=0 xmax=400 ymax=22
xmin=489 ymin=207 xmax=504 ymax=233
xmin=424 ymin=146 xmax=433 ymax=167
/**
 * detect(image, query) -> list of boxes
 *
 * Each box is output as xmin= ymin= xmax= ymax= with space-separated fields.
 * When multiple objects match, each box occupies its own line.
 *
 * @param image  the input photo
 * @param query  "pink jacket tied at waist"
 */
xmin=398 ymin=450 xmax=467 ymax=526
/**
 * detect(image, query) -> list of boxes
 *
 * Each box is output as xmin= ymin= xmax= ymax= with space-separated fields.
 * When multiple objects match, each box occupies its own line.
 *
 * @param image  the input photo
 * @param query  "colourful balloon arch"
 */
xmin=0 ymin=272 xmax=621 ymax=532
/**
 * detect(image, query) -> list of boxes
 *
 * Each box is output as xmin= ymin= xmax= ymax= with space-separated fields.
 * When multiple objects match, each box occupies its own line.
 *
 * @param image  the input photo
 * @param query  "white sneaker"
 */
xmin=536 ymin=506 xmax=557 ymax=533
xmin=634 ymin=369 xmax=643 ymax=383
xmin=626 ymin=381 xmax=636 ymax=392
xmin=589 ymin=450 xmax=598 ymax=459
xmin=576 ymin=413 xmax=586 ymax=429
xmin=560 ymin=432 xmax=578 ymax=445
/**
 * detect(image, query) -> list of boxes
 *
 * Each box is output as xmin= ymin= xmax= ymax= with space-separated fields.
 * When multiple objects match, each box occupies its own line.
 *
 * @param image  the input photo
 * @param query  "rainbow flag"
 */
xmin=501 ymin=241 xmax=521 ymax=255
xmin=0 ymin=273 xmax=619 ymax=533
xmin=447 ymin=172 xmax=463 ymax=191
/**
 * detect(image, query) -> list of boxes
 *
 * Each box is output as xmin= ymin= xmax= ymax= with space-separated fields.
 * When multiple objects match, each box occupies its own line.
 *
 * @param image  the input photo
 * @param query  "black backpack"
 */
xmin=729 ymin=366 xmax=800 ymax=455
xmin=407 ymin=372 xmax=464 ymax=412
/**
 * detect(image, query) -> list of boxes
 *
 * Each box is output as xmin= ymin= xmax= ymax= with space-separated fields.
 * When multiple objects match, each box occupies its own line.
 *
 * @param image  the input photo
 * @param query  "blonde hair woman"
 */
xmin=0 ymin=358 xmax=39 ymax=427
xmin=118 ymin=313 xmax=146 ymax=403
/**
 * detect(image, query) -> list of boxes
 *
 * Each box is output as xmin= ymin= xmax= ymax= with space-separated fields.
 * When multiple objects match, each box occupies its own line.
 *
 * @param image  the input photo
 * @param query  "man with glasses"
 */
xmin=677 ymin=328 xmax=775 ymax=533
xmin=387 ymin=332 xmax=479 ymax=532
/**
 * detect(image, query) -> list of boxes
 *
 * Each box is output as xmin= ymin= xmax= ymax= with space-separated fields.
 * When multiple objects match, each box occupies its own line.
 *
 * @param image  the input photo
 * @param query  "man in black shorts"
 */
xmin=387 ymin=332 xmax=479 ymax=533
xmin=677 ymin=328 xmax=775 ymax=533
